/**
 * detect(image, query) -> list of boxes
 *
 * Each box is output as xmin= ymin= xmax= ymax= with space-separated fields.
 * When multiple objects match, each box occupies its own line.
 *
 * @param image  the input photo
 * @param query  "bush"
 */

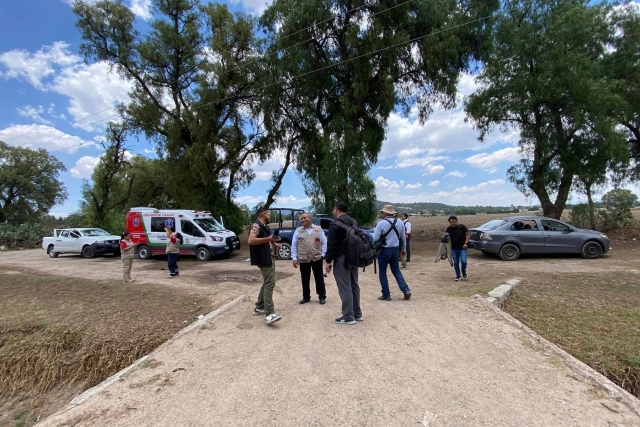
xmin=0 ymin=222 xmax=46 ymax=249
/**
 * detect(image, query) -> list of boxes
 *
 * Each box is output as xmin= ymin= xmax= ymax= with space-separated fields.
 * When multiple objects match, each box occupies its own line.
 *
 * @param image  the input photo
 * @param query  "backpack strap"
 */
xmin=381 ymin=218 xmax=397 ymax=240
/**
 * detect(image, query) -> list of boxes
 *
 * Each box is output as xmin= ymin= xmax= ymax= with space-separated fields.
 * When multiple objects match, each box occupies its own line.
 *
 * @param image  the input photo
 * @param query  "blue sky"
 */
xmin=1 ymin=0 xmax=638 ymax=216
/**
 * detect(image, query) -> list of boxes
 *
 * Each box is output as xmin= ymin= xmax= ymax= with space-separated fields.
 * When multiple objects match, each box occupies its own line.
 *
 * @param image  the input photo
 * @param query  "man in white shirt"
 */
xmin=292 ymin=213 xmax=328 ymax=304
xmin=400 ymin=213 xmax=412 ymax=269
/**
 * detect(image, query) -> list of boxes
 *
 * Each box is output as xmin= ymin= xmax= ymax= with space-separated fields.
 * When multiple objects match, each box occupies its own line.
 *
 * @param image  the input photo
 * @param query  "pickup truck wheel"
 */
xmin=276 ymin=243 xmax=292 ymax=260
xmin=196 ymin=247 xmax=211 ymax=261
xmin=81 ymin=246 xmax=95 ymax=259
xmin=47 ymin=245 xmax=58 ymax=258
xmin=136 ymin=245 xmax=151 ymax=260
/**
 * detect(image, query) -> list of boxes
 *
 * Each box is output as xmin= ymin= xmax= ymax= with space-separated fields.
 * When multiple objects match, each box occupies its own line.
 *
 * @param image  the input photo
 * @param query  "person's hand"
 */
xmin=269 ymin=235 xmax=280 ymax=243
xmin=273 ymin=243 xmax=282 ymax=249
xmin=463 ymin=243 xmax=468 ymax=249
xmin=324 ymin=263 xmax=332 ymax=274
xmin=400 ymin=251 xmax=406 ymax=256
xmin=293 ymin=260 xmax=299 ymax=268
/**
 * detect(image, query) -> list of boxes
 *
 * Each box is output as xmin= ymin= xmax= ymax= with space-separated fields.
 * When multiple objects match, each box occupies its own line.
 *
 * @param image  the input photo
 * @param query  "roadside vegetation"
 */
xmin=503 ymin=271 xmax=640 ymax=399
xmin=0 ymin=273 xmax=214 ymax=427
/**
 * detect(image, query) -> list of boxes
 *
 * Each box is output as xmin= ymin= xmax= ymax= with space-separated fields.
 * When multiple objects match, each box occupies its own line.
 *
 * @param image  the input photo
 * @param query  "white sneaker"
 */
xmin=265 ymin=313 xmax=281 ymax=324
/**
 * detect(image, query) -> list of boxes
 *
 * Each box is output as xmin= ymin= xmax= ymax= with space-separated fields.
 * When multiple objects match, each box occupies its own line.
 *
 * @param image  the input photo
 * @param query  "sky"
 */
xmin=1 ymin=0 xmax=638 ymax=217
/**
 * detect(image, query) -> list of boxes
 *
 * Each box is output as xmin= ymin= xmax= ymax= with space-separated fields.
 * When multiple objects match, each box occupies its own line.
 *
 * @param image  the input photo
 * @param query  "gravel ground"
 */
xmin=1 ymin=246 xmax=638 ymax=427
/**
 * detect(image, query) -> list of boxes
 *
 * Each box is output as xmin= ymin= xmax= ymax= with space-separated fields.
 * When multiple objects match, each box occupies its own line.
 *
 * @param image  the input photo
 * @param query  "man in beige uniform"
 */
xmin=292 ymin=213 xmax=327 ymax=304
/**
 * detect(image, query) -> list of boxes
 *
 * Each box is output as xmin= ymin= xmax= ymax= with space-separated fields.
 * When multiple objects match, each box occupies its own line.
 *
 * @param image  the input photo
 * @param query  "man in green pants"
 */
xmin=248 ymin=208 xmax=282 ymax=324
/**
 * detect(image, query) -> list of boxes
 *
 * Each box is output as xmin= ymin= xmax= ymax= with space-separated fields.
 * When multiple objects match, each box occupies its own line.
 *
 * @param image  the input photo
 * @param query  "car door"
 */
xmin=55 ymin=230 xmax=72 ymax=251
xmin=149 ymin=216 xmax=174 ymax=252
xmin=540 ymin=219 xmax=580 ymax=254
xmin=180 ymin=220 xmax=204 ymax=254
xmin=509 ymin=221 xmax=545 ymax=253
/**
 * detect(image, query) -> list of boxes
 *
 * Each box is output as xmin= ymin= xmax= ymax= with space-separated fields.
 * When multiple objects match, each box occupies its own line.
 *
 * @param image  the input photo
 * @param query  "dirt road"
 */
xmin=1 ymin=245 xmax=639 ymax=426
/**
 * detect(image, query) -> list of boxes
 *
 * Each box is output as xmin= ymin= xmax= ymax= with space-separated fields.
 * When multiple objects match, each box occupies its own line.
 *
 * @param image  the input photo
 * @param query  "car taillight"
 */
xmin=480 ymin=233 xmax=492 ymax=240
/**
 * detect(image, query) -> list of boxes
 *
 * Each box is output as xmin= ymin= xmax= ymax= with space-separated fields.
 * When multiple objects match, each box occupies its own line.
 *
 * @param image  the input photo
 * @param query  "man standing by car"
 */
xmin=400 ymin=213 xmax=412 ymax=269
xmin=248 ymin=208 xmax=282 ymax=324
xmin=292 ymin=213 xmax=327 ymax=305
xmin=445 ymin=215 xmax=470 ymax=281
xmin=324 ymin=201 xmax=362 ymax=325
xmin=373 ymin=205 xmax=411 ymax=300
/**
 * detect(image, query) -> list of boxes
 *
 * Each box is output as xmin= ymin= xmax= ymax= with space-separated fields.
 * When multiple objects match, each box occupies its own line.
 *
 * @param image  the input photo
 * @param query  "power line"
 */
xmin=41 ymin=9 xmax=495 ymax=157
xmin=24 ymin=0 xmax=401 ymax=150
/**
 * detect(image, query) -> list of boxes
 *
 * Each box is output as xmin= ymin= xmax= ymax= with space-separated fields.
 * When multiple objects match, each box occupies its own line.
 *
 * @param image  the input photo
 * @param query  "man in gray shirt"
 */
xmin=372 ymin=205 xmax=411 ymax=301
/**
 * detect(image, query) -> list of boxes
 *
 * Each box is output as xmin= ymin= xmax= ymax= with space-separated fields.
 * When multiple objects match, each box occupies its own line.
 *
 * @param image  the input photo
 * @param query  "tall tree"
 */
xmin=606 ymin=4 xmax=640 ymax=180
xmin=465 ymin=0 xmax=619 ymax=219
xmin=73 ymin=0 xmax=269 ymax=218
xmin=0 ymin=141 xmax=67 ymax=223
xmin=260 ymin=0 xmax=499 ymax=223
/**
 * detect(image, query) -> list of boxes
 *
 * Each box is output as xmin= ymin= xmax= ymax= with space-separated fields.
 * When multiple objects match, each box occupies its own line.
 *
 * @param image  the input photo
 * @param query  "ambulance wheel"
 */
xmin=196 ymin=247 xmax=211 ymax=262
xmin=137 ymin=245 xmax=151 ymax=260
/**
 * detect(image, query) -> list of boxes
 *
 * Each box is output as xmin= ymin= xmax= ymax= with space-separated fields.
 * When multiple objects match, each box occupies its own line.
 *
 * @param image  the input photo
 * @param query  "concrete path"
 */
xmin=37 ymin=264 xmax=639 ymax=427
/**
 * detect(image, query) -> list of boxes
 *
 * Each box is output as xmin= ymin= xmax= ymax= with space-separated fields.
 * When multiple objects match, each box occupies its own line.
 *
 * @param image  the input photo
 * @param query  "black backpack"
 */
xmin=334 ymin=219 xmax=376 ymax=271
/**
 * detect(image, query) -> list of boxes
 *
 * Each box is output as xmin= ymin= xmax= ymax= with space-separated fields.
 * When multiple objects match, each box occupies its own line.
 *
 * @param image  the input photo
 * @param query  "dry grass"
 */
xmin=0 ymin=273 xmax=215 ymax=426
xmin=503 ymin=272 xmax=640 ymax=398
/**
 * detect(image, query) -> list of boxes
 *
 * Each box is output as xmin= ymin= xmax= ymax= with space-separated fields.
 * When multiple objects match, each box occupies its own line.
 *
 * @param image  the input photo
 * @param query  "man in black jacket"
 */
xmin=324 ymin=201 xmax=362 ymax=325
xmin=249 ymin=208 xmax=282 ymax=324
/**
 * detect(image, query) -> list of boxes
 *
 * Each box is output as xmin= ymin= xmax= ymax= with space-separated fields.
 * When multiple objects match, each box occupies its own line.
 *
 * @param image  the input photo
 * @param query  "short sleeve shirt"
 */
xmin=445 ymin=224 xmax=468 ymax=249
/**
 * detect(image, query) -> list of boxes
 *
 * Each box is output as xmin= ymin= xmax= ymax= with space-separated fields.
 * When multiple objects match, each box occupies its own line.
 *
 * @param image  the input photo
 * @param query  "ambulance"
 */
xmin=126 ymin=207 xmax=241 ymax=261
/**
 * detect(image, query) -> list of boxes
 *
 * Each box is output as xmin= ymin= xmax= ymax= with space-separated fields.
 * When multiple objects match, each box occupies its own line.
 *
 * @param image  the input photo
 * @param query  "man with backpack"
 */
xmin=324 ymin=201 xmax=363 ymax=325
xmin=372 ymin=205 xmax=411 ymax=301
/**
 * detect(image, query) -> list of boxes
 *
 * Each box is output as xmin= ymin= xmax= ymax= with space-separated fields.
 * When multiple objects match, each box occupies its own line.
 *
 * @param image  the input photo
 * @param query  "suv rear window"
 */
xmin=478 ymin=219 xmax=508 ymax=230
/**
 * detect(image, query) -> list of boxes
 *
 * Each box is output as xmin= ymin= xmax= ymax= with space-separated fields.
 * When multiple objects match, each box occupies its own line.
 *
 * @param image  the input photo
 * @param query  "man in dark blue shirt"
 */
xmin=445 ymin=215 xmax=470 ymax=281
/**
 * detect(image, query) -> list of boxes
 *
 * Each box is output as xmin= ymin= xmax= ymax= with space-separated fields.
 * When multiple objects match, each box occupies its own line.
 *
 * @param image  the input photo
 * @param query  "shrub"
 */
xmin=0 ymin=222 xmax=47 ymax=249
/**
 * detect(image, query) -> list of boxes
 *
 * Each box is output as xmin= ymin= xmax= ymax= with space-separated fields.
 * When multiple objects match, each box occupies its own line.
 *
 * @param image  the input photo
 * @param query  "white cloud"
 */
xmin=234 ymin=195 xmax=265 ymax=205
xmin=454 ymin=179 xmax=506 ymax=193
xmin=0 ymin=124 xmax=97 ymax=154
xmin=428 ymin=180 xmax=440 ymax=187
xmin=422 ymin=164 xmax=445 ymax=175
xmin=70 ymin=156 xmax=101 ymax=179
xmin=0 ymin=42 xmax=131 ymax=132
xmin=375 ymin=176 xmax=402 ymax=192
xmin=129 ymin=0 xmax=153 ymax=19
xmin=445 ymin=171 xmax=467 ymax=178
xmin=16 ymin=105 xmax=52 ymax=125
xmin=377 ymin=165 xmax=395 ymax=170
xmin=233 ymin=194 xmax=310 ymax=207
xmin=405 ymin=183 xmax=422 ymax=190
xmin=227 ymin=0 xmax=272 ymax=14
xmin=464 ymin=146 xmax=521 ymax=170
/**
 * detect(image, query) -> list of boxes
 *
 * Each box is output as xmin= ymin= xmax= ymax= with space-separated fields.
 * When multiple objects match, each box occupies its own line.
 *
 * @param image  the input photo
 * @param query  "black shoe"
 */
xmin=335 ymin=317 xmax=356 ymax=325
xmin=299 ymin=299 xmax=310 ymax=304
xmin=404 ymin=292 xmax=412 ymax=300
xmin=319 ymin=298 xmax=326 ymax=305
xmin=378 ymin=296 xmax=392 ymax=301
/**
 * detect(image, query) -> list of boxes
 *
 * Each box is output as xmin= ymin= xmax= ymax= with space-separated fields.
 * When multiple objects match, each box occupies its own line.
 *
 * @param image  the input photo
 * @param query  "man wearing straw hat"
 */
xmin=372 ymin=205 xmax=411 ymax=301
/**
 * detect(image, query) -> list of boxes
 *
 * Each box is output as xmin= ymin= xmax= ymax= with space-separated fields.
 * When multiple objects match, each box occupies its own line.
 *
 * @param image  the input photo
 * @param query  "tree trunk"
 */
xmin=264 ymin=140 xmax=296 ymax=209
xmin=586 ymin=183 xmax=596 ymax=230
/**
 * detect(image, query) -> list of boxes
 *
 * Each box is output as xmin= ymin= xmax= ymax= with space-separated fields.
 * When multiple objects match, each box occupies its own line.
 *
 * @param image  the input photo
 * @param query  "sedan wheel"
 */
xmin=499 ymin=243 xmax=520 ymax=261
xmin=581 ymin=241 xmax=602 ymax=259
xmin=276 ymin=243 xmax=292 ymax=260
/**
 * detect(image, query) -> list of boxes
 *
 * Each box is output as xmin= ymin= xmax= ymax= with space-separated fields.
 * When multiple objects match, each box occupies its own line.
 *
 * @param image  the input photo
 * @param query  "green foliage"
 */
xmin=465 ymin=0 xmax=625 ymax=219
xmin=569 ymin=204 xmax=603 ymax=230
xmin=0 ymin=141 xmax=67 ymax=224
xmin=600 ymin=189 xmax=638 ymax=229
xmin=0 ymin=221 xmax=46 ymax=249
xmin=260 ymin=0 xmax=499 ymax=225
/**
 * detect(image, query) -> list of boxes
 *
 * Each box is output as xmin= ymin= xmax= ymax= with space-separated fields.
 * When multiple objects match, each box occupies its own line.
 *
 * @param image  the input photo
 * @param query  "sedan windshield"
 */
xmin=477 ymin=219 xmax=508 ymax=230
xmin=81 ymin=229 xmax=111 ymax=236
xmin=193 ymin=218 xmax=225 ymax=232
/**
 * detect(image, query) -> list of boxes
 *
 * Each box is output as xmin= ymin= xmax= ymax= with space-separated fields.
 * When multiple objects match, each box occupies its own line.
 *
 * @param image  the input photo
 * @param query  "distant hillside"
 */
xmin=375 ymin=201 xmax=541 ymax=215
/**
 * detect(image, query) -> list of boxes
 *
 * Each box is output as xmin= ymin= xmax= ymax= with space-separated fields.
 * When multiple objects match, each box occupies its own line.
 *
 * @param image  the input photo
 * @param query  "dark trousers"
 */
xmin=405 ymin=236 xmax=411 ymax=261
xmin=168 ymin=253 xmax=179 ymax=276
xmin=300 ymin=258 xmax=326 ymax=301
xmin=333 ymin=255 xmax=361 ymax=321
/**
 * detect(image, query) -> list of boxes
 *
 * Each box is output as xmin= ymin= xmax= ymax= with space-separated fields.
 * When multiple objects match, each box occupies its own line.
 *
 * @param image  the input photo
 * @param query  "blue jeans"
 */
xmin=451 ymin=249 xmax=467 ymax=278
xmin=377 ymin=247 xmax=410 ymax=297
xmin=168 ymin=253 xmax=179 ymax=276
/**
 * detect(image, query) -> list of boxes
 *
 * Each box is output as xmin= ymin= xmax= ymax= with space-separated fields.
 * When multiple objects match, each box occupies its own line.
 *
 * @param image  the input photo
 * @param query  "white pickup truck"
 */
xmin=42 ymin=228 xmax=122 ymax=258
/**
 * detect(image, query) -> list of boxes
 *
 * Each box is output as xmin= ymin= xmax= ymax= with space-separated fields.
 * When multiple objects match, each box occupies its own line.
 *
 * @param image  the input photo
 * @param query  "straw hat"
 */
xmin=380 ymin=204 xmax=397 ymax=215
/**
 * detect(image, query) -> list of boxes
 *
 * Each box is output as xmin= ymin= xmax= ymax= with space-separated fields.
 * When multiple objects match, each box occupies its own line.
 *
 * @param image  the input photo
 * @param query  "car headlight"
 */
xmin=213 ymin=237 xmax=223 ymax=242
xmin=479 ymin=233 xmax=492 ymax=240
xmin=600 ymin=233 xmax=608 ymax=239
xmin=95 ymin=240 xmax=105 ymax=243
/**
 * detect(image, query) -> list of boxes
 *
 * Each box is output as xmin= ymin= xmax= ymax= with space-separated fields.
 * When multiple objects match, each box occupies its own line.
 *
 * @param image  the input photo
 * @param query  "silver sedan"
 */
xmin=468 ymin=216 xmax=610 ymax=261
